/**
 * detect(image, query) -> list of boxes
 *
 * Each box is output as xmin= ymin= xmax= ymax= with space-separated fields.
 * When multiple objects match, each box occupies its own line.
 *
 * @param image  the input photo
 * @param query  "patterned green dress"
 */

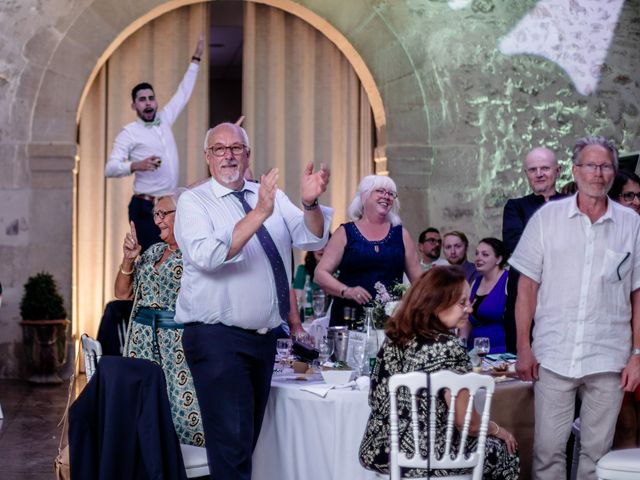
xmin=123 ymin=242 xmax=205 ymax=446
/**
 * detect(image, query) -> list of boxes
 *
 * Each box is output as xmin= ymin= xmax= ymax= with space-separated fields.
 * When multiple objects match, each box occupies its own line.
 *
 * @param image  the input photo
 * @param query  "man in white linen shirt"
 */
xmin=105 ymin=36 xmax=204 ymax=252
xmin=174 ymin=122 xmax=331 ymax=480
xmin=510 ymin=136 xmax=640 ymax=480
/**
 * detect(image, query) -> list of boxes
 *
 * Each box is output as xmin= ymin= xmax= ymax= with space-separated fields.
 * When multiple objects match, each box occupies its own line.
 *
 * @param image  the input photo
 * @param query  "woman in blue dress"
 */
xmin=465 ymin=237 xmax=509 ymax=353
xmin=315 ymin=175 xmax=422 ymax=326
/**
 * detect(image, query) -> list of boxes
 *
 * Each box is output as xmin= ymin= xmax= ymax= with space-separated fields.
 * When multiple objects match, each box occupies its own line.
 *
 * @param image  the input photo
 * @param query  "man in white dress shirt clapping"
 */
xmin=174 ymin=122 xmax=332 ymax=480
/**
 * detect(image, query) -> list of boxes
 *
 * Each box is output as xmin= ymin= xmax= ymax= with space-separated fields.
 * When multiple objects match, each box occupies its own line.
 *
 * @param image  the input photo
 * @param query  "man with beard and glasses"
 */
xmin=105 ymin=35 xmax=204 ymax=252
xmin=417 ymin=227 xmax=448 ymax=271
xmin=510 ymin=136 xmax=640 ymax=479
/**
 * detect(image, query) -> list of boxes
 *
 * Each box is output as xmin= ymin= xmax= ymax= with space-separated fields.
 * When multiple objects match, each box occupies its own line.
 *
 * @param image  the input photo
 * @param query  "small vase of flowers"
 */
xmin=372 ymin=281 xmax=409 ymax=330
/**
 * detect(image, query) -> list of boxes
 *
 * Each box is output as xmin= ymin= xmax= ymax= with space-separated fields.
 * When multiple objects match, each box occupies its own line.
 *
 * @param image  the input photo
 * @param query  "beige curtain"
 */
xmin=76 ymin=4 xmax=209 ymax=338
xmin=243 ymin=2 xmax=373 ymax=230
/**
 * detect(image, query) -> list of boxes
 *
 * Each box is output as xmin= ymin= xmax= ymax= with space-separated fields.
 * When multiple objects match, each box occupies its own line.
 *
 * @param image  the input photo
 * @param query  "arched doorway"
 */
xmin=74 ymin=0 xmax=387 ymax=338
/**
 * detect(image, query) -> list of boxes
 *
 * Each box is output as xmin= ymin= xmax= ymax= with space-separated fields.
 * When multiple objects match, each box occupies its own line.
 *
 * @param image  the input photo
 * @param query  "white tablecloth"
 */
xmin=252 ymin=378 xmax=377 ymax=480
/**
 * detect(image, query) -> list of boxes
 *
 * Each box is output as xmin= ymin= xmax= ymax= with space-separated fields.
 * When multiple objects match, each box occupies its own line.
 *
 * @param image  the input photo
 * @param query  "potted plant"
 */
xmin=19 ymin=271 xmax=69 ymax=383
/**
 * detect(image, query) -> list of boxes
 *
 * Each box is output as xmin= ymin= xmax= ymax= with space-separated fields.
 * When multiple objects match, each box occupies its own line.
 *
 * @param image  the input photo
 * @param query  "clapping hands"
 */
xmin=301 ymin=162 xmax=330 ymax=206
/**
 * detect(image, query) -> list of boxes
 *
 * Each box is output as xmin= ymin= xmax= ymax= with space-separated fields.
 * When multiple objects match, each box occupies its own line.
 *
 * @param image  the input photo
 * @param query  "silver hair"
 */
xmin=572 ymin=135 xmax=618 ymax=169
xmin=346 ymin=175 xmax=402 ymax=226
xmin=156 ymin=188 xmax=187 ymax=208
xmin=203 ymin=123 xmax=251 ymax=152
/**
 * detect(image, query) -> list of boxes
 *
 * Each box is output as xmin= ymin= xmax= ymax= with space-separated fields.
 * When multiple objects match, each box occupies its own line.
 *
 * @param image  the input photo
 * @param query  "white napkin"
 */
xmin=300 ymin=381 xmax=356 ymax=398
xmin=355 ymin=375 xmax=370 ymax=391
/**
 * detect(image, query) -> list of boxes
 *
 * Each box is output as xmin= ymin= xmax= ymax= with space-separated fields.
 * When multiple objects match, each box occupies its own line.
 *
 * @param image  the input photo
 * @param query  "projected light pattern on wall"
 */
xmin=449 ymin=0 xmax=626 ymax=96
xmin=421 ymin=0 xmax=636 ymax=238
xmin=499 ymin=0 xmax=626 ymax=96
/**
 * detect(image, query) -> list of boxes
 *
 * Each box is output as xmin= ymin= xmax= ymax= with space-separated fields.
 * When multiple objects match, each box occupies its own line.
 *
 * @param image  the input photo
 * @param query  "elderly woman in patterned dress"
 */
xmin=115 ymin=190 xmax=204 ymax=447
xmin=359 ymin=266 xmax=519 ymax=478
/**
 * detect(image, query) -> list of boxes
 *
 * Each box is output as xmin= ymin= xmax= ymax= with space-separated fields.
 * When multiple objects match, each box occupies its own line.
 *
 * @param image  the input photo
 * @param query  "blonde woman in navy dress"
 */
xmin=315 ymin=175 xmax=422 ymax=326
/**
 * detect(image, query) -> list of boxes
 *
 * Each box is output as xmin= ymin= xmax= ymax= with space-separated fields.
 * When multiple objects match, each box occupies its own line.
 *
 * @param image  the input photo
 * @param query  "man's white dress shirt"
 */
xmin=509 ymin=195 xmax=640 ymax=378
xmin=104 ymin=63 xmax=199 ymax=196
xmin=174 ymin=178 xmax=332 ymax=330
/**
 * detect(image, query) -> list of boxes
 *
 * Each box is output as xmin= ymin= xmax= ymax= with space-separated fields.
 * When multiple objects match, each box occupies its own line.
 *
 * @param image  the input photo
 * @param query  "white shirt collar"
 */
xmin=567 ymin=193 xmax=614 ymax=224
xmin=209 ymin=177 xmax=256 ymax=199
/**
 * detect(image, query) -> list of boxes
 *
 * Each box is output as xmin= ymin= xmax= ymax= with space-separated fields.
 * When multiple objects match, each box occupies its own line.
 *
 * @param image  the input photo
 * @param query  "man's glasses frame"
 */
xmin=574 ymin=163 xmax=615 ymax=174
xmin=207 ymin=144 xmax=246 ymax=157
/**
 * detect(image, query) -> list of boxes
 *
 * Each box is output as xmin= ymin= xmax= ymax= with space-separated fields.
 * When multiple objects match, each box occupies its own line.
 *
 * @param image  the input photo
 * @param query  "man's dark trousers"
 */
xmin=183 ymin=322 xmax=276 ymax=480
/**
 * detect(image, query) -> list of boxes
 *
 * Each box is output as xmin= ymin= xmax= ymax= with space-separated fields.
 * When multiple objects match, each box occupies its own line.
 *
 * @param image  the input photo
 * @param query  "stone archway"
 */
xmin=25 ymin=0 xmax=428 ymax=339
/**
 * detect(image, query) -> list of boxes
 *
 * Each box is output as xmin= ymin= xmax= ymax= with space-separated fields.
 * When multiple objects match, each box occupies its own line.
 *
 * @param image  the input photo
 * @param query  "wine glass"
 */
xmin=474 ymin=337 xmax=490 ymax=369
xmin=313 ymin=291 xmax=327 ymax=318
xmin=317 ymin=336 xmax=334 ymax=365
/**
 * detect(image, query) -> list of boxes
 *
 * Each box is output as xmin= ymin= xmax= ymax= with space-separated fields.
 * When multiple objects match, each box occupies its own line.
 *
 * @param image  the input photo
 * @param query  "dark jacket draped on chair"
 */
xmin=69 ymin=356 xmax=187 ymax=480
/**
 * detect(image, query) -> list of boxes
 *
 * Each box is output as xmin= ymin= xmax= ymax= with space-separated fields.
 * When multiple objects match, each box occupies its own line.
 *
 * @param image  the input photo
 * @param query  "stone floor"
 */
xmin=0 ymin=376 xmax=84 ymax=480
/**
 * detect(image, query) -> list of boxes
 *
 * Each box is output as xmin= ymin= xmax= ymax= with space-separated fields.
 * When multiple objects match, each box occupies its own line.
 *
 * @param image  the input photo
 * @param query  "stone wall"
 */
xmin=0 ymin=0 xmax=638 ymax=376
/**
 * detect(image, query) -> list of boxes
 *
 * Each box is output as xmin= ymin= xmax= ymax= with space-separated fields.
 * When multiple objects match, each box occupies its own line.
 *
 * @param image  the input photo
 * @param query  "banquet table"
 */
xmin=252 ymin=375 xmax=534 ymax=480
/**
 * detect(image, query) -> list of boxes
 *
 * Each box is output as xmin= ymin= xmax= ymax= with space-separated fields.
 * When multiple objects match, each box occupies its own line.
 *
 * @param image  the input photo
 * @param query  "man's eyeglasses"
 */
xmin=574 ymin=163 xmax=615 ymax=174
xmin=423 ymin=238 xmax=442 ymax=244
xmin=207 ymin=144 xmax=246 ymax=157
xmin=620 ymin=192 xmax=640 ymax=202
xmin=153 ymin=209 xmax=176 ymax=220
xmin=373 ymin=188 xmax=398 ymax=199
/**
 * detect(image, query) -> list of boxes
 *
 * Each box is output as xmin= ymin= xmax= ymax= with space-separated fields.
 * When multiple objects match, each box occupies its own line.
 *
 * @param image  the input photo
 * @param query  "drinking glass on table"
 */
xmin=313 ymin=290 xmax=327 ymax=318
xmin=276 ymin=338 xmax=292 ymax=363
xmin=317 ymin=336 xmax=334 ymax=365
xmin=474 ymin=337 xmax=490 ymax=369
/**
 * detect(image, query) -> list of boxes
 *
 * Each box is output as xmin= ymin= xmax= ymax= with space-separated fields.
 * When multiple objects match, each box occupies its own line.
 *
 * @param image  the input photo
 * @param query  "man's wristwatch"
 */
xmin=302 ymin=198 xmax=319 ymax=210
xmin=632 ymin=348 xmax=640 ymax=356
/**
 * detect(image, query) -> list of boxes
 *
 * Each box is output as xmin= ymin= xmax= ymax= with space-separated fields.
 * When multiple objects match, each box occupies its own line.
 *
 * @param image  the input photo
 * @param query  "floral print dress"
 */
xmin=359 ymin=333 xmax=519 ymax=479
xmin=123 ymin=242 xmax=205 ymax=446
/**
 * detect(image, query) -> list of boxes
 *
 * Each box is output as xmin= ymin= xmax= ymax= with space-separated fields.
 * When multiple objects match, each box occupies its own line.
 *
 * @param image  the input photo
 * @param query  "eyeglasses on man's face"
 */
xmin=153 ymin=209 xmax=176 ymax=220
xmin=373 ymin=188 xmax=398 ymax=199
xmin=424 ymin=238 xmax=442 ymax=244
xmin=207 ymin=143 xmax=246 ymax=157
xmin=574 ymin=163 xmax=615 ymax=174
xmin=620 ymin=192 xmax=640 ymax=202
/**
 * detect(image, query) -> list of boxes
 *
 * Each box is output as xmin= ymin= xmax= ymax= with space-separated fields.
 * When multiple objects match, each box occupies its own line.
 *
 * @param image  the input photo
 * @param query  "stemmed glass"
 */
xmin=474 ymin=337 xmax=490 ymax=369
xmin=317 ymin=336 xmax=334 ymax=365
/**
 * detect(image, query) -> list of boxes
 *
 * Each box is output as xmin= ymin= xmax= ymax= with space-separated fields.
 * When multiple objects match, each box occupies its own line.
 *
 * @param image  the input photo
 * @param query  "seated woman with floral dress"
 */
xmin=359 ymin=265 xmax=519 ymax=479
xmin=115 ymin=190 xmax=204 ymax=447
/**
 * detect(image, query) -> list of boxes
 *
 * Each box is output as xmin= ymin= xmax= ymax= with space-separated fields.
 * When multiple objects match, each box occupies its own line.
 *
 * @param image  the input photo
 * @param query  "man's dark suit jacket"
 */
xmin=502 ymin=192 xmax=565 ymax=352
xmin=69 ymin=356 xmax=187 ymax=480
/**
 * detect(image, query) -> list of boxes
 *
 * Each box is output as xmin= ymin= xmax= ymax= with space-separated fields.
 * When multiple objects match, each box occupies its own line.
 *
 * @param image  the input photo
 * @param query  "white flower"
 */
xmin=384 ymin=300 xmax=400 ymax=317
